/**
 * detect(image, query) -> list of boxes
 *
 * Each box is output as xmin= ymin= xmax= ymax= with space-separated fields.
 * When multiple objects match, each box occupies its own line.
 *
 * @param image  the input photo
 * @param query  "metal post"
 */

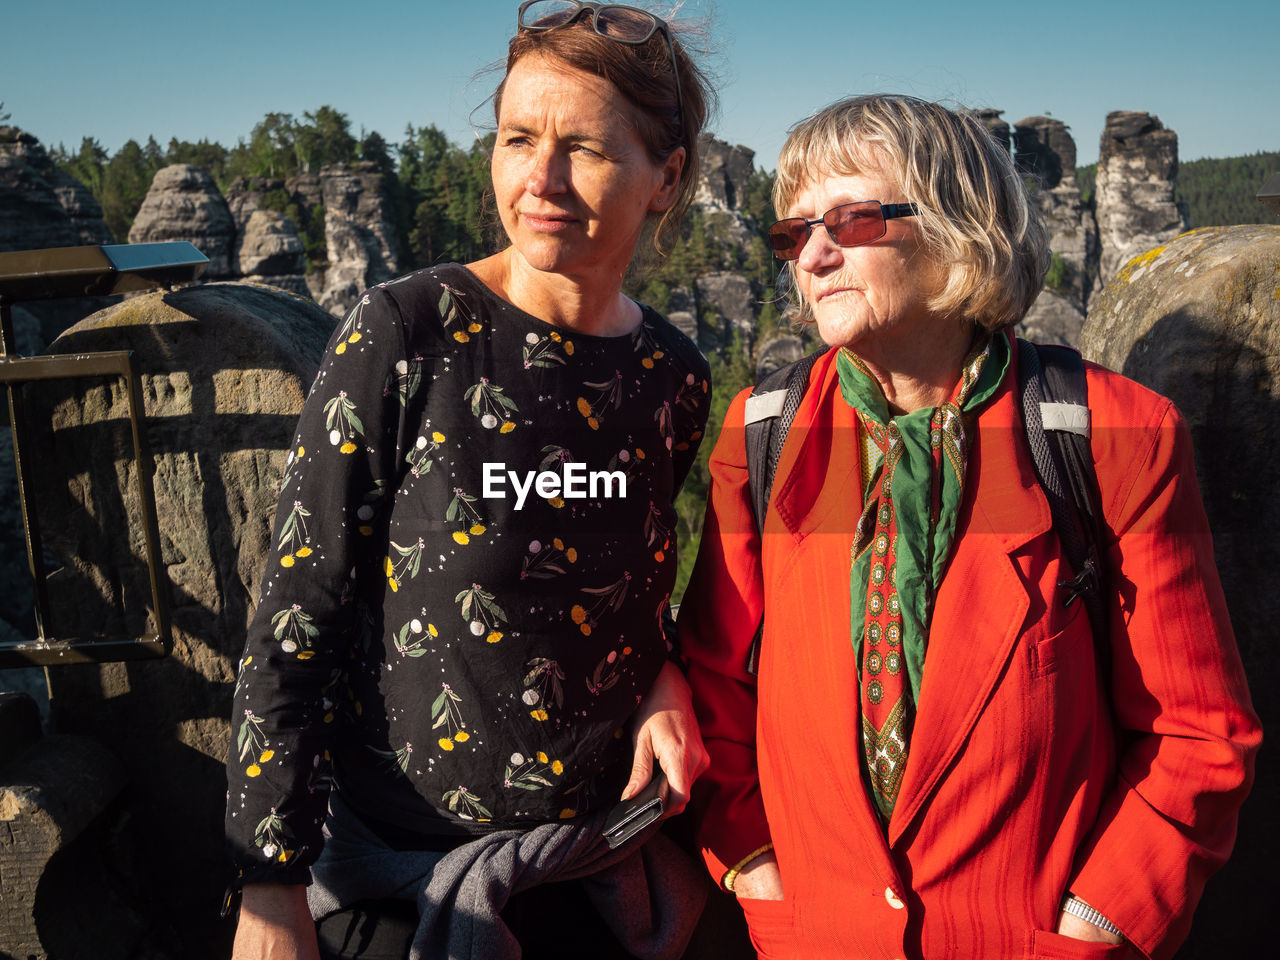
xmin=1 ymin=299 xmax=51 ymax=640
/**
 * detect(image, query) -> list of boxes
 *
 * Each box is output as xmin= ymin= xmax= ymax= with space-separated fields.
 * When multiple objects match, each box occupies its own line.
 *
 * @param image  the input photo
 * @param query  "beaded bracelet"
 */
xmin=722 ymin=843 xmax=775 ymax=892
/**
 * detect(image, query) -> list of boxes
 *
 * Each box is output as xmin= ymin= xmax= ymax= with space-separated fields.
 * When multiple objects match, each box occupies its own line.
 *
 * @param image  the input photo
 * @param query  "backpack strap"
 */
xmin=745 ymin=347 xmax=830 ymax=536
xmin=1016 ymin=338 xmax=1110 ymax=661
xmin=742 ymin=346 xmax=829 ymax=672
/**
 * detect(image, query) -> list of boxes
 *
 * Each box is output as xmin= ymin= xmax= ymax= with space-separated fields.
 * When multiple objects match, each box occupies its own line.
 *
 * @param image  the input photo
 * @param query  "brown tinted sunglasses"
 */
xmin=768 ymin=201 xmax=920 ymax=261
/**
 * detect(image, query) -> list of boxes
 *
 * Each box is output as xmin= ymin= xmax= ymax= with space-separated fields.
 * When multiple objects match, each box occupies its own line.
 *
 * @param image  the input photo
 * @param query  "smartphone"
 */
xmin=602 ymin=770 xmax=667 ymax=849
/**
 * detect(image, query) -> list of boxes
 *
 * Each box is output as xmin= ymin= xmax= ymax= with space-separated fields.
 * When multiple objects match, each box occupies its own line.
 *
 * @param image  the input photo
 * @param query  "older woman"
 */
xmin=226 ymin=4 xmax=716 ymax=959
xmin=680 ymin=94 xmax=1260 ymax=960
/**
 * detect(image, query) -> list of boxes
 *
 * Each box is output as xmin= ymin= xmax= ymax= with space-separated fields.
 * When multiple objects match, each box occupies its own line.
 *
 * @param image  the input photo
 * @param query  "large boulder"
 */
xmin=234 ymin=209 xmax=309 ymax=297
xmin=1093 ymin=111 xmax=1184 ymax=293
xmin=24 ymin=282 xmax=335 ymax=958
xmin=128 ymin=164 xmax=237 ymax=277
xmin=1081 ymin=225 xmax=1280 ymax=959
xmin=236 ymin=208 xmax=305 ymax=276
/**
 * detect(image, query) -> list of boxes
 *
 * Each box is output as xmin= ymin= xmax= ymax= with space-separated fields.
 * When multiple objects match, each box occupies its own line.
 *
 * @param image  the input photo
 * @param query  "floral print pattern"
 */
xmin=225 ymin=263 xmax=709 ymax=883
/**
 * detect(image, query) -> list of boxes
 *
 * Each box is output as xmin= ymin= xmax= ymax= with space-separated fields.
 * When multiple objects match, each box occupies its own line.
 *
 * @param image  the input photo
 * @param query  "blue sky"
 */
xmin=4 ymin=0 xmax=1277 ymax=171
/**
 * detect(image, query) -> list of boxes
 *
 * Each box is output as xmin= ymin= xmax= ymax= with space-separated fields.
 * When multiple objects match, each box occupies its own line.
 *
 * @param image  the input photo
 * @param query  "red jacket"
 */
xmin=680 ymin=344 xmax=1260 ymax=960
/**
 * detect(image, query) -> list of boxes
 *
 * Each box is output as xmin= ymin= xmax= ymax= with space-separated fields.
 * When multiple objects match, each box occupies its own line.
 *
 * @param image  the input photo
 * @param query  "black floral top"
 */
xmin=225 ymin=264 xmax=710 ymax=884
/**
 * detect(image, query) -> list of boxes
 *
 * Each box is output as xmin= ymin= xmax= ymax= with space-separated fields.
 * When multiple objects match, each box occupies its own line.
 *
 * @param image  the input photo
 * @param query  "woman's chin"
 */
xmin=509 ymin=239 xmax=624 ymax=282
xmin=506 ymin=235 xmax=583 ymax=272
xmin=814 ymin=312 xmax=876 ymax=351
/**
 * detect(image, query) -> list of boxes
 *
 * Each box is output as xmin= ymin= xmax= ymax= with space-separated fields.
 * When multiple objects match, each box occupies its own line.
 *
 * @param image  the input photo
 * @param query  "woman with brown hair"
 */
xmin=226 ymin=4 xmax=717 ymax=958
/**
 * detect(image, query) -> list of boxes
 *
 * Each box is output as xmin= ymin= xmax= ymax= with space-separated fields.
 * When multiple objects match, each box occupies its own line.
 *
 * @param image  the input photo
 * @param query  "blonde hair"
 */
xmin=773 ymin=94 xmax=1049 ymax=330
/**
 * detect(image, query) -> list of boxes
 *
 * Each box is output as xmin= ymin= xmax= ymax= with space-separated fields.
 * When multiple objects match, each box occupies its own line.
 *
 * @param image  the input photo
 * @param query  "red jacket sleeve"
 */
xmin=1068 ymin=381 xmax=1262 ymax=959
xmin=678 ymin=387 xmax=773 ymax=885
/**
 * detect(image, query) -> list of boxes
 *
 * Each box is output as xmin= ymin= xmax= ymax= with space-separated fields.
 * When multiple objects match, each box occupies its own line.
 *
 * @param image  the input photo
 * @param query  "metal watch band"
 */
xmin=1062 ymin=895 xmax=1124 ymax=937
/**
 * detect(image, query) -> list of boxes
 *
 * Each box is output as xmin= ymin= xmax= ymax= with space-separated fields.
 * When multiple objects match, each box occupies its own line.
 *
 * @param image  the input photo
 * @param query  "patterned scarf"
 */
xmin=837 ymin=333 xmax=1008 ymax=822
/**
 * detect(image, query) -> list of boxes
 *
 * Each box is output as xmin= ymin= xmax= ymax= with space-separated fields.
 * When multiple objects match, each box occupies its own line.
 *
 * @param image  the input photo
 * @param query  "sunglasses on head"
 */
xmin=516 ymin=1 xmax=684 ymax=130
xmin=767 ymin=201 xmax=921 ymax=261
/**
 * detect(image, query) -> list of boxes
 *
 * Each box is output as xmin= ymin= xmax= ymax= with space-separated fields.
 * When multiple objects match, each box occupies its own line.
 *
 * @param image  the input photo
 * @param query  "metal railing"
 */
xmin=0 ymin=242 xmax=207 ymax=667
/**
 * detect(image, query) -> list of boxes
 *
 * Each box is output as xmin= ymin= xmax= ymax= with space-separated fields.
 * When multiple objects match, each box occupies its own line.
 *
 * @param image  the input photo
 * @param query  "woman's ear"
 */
xmin=648 ymin=146 xmax=686 ymax=213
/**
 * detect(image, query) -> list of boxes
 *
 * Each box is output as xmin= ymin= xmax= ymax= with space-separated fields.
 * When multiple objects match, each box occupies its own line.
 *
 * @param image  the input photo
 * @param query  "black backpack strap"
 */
xmin=1016 ymin=339 xmax=1110 ymax=661
xmin=745 ymin=347 xmax=830 ymax=535
xmin=742 ymin=346 xmax=829 ymax=673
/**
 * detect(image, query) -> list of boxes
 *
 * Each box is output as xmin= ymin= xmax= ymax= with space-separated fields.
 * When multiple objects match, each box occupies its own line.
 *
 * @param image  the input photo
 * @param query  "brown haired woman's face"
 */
xmin=788 ymin=163 xmax=945 ymax=351
xmin=491 ymin=53 xmax=683 ymax=282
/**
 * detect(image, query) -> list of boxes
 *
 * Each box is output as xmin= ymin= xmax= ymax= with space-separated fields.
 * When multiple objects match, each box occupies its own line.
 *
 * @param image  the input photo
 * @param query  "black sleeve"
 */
xmin=224 ymin=287 xmax=411 ymax=885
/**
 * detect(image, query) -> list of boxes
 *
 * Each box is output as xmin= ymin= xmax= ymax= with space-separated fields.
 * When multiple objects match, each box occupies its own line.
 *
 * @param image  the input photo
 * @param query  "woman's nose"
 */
xmin=795 ymin=223 xmax=843 ymax=273
xmin=526 ymin=145 xmax=568 ymax=196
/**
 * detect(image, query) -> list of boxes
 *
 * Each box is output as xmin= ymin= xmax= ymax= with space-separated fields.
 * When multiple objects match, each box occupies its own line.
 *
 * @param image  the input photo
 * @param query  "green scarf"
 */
xmin=837 ymin=333 xmax=1008 ymax=820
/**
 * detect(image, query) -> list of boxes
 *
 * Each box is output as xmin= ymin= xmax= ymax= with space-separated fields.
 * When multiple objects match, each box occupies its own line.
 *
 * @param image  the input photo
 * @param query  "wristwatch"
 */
xmin=1061 ymin=894 xmax=1124 ymax=938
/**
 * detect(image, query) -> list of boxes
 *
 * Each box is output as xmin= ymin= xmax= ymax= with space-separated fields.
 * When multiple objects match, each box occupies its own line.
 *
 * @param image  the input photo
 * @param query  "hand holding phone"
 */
xmin=602 ymin=770 xmax=667 ymax=849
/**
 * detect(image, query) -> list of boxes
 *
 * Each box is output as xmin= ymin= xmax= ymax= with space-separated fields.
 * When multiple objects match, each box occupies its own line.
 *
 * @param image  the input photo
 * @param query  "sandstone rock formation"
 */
xmin=1081 ymin=225 xmax=1280 ymax=960
xmin=1016 ymin=115 xmax=1077 ymax=188
xmin=665 ymin=284 xmax=698 ymax=344
xmin=288 ymin=169 xmax=324 ymax=215
xmin=0 ymin=125 xmax=113 ymax=251
xmin=695 ymin=136 xmax=756 ymax=215
xmin=128 ymin=164 xmax=327 ymax=299
xmin=1014 ymin=116 xmax=1100 ymax=345
xmin=972 ymin=108 xmax=1011 ymax=152
xmin=695 ymin=271 xmax=757 ymax=354
xmin=1093 ymin=111 xmax=1185 ymax=294
xmin=690 ymin=137 xmax=758 ymax=254
xmin=222 ymin=173 xmax=281 ymax=224
xmin=1018 ymin=290 xmax=1090 ymax=347
xmin=665 ymin=136 xmax=772 ymax=358
xmin=314 ymin=161 xmax=402 ymax=315
xmin=0 ymin=722 xmax=144 ymax=959
xmin=128 ymin=164 xmax=236 ymax=277
xmin=236 ymin=209 xmax=306 ymax=278
xmin=6 ymin=124 xmax=409 ymax=324
xmin=22 ymin=282 xmax=335 ymax=960
xmin=50 ymin=174 xmax=114 ymax=246
xmin=223 ymin=176 xmax=310 ymax=297
xmin=755 ymin=333 xmax=808 ymax=379
xmin=0 ymin=127 xmax=120 ymax=347
xmin=0 ymin=140 xmax=80 ymax=252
